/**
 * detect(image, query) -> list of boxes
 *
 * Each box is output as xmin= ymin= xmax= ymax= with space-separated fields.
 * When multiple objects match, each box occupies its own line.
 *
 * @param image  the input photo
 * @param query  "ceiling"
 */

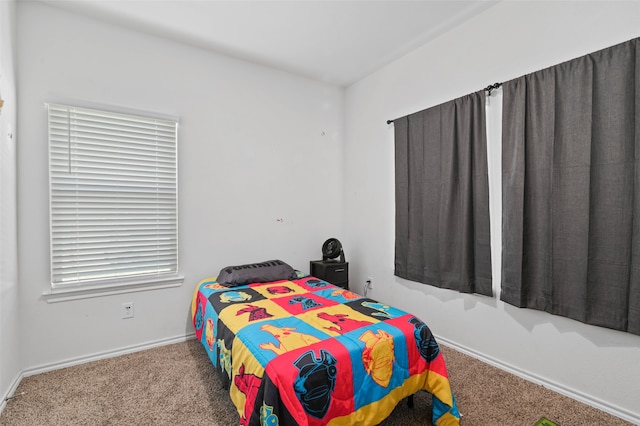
xmin=38 ymin=0 xmax=498 ymax=87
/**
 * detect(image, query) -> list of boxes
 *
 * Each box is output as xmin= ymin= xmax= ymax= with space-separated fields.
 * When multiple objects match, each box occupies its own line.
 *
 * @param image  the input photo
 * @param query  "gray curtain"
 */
xmin=395 ymin=92 xmax=492 ymax=296
xmin=502 ymin=38 xmax=640 ymax=334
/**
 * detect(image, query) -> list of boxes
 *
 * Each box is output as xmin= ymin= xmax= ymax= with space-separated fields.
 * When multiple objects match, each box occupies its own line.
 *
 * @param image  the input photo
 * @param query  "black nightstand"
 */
xmin=310 ymin=260 xmax=349 ymax=290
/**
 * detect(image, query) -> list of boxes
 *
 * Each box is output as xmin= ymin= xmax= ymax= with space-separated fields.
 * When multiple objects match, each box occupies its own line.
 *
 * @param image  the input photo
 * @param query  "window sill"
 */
xmin=42 ymin=275 xmax=184 ymax=303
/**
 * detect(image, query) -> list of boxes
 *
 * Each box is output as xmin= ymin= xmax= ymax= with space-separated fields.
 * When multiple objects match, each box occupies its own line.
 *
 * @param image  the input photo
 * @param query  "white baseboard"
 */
xmin=0 ymin=372 xmax=24 ymax=414
xmin=5 ymin=332 xmax=637 ymax=425
xmin=436 ymin=335 xmax=640 ymax=425
xmin=22 ymin=333 xmax=196 ymax=378
xmin=1 ymin=332 xmax=196 ymax=417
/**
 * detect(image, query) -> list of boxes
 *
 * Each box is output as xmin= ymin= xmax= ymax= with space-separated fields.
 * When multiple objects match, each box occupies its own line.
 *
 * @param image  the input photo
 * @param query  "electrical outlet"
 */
xmin=366 ymin=277 xmax=373 ymax=289
xmin=122 ymin=302 xmax=134 ymax=319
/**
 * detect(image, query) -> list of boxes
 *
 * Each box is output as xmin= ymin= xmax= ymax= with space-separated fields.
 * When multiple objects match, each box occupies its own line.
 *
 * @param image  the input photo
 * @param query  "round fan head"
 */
xmin=322 ymin=238 xmax=342 ymax=260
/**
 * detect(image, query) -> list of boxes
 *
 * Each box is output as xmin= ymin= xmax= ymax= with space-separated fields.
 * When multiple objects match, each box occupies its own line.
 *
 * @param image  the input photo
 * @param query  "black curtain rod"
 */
xmin=386 ymin=82 xmax=502 ymax=124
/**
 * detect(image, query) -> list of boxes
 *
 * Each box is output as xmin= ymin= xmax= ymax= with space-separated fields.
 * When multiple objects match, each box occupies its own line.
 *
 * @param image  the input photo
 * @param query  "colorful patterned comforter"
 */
xmin=191 ymin=274 xmax=460 ymax=426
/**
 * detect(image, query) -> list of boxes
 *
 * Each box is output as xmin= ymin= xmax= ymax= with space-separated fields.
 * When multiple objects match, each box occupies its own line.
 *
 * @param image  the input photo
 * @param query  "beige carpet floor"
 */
xmin=0 ymin=339 xmax=632 ymax=425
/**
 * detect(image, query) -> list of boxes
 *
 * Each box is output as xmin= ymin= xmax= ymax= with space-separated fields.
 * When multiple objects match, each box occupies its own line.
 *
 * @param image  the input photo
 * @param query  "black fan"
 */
xmin=322 ymin=238 xmax=345 ymax=263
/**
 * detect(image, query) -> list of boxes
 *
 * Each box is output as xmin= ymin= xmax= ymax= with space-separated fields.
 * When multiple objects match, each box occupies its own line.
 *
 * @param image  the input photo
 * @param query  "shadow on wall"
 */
xmin=501 ymin=302 xmax=640 ymax=350
xmin=394 ymin=275 xmax=640 ymax=350
xmin=393 ymin=275 xmax=498 ymax=311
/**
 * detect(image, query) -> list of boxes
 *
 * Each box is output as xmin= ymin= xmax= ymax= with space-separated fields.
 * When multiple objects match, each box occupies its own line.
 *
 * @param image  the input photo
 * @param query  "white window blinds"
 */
xmin=48 ymin=104 xmax=178 ymax=287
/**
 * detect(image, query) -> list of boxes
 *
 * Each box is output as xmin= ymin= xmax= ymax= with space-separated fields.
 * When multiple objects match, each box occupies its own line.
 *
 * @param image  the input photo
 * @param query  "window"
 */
xmin=48 ymin=104 xmax=179 ymax=292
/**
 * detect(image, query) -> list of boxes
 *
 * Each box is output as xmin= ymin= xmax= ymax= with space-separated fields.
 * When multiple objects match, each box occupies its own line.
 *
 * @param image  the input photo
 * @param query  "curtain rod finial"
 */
xmin=485 ymin=82 xmax=503 ymax=95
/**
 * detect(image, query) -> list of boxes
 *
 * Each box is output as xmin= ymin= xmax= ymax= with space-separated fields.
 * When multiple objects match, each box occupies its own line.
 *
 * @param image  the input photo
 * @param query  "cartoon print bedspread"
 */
xmin=191 ymin=275 xmax=460 ymax=426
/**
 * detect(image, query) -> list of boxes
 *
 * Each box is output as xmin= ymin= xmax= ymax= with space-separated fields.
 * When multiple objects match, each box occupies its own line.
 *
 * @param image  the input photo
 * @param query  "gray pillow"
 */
xmin=217 ymin=260 xmax=297 ymax=287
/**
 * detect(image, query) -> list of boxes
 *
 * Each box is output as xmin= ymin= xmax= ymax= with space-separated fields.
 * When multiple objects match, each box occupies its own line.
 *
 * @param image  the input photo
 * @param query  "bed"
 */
xmin=191 ymin=263 xmax=460 ymax=426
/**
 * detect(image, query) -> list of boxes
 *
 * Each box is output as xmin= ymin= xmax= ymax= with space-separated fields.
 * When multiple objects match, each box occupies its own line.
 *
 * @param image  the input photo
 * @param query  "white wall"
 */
xmin=0 ymin=0 xmax=20 ymax=408
xmin=16 ymin=2 xmax=344 ymax=371
xmin=344 ymin=1 xmax=640 ymax=423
